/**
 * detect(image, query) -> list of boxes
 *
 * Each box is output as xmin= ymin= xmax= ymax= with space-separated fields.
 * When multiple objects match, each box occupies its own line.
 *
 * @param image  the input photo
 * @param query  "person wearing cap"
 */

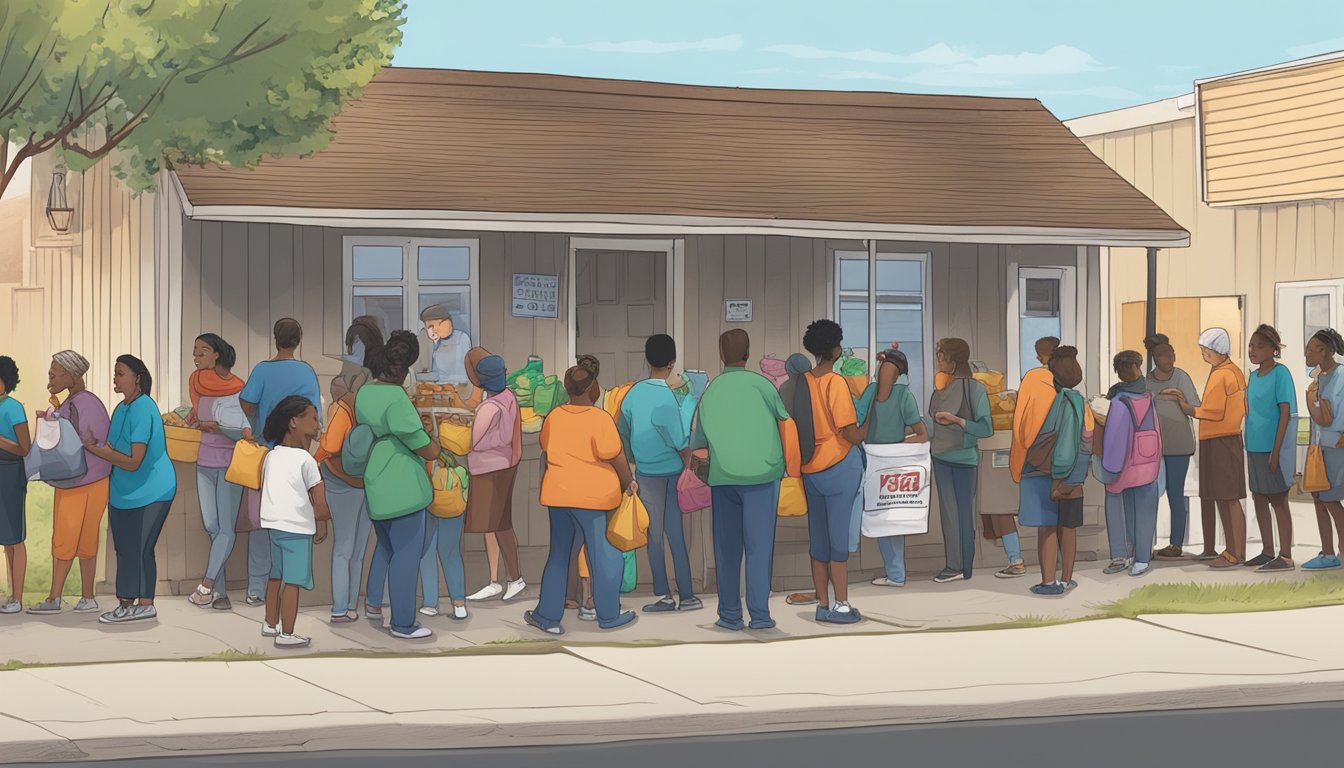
xmin=1164 ymin=327 xmax=1248 ymax=569
xmin=460 ymin=354 xmax=526 ymax=603
xmin=28 ymin=351 xmax=110 ymax=616
xmin=417 ymin=304 xmax=473 ymax=388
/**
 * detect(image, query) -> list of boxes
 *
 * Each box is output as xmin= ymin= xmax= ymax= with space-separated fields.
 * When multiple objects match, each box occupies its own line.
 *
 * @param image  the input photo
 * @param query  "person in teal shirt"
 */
xmin=928 ymin=338 xmax=994 ymax=583
xmin=1244 ymin=325 xmax=1296 ymax=571
xmin=0 ymin=356 xmax=31 ymax=615
xmin=690 ymin=330 xmax=789 ymax=631
xmin=83 ymin=355 xmax=177 ymax=625
xmin=618 ymin=334 xmax=700 ymax=614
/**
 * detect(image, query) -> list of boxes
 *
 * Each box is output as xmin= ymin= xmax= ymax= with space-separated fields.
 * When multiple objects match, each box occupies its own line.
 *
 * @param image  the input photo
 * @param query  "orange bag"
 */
xmin=225 ymin=440 xmax=269 ymax=491
xmin=1304 ymin=443 xmax=1330 ymax=493
xmin=606 ymin=492 xmax=650 ymax=552
xmin=777 ymin=477 xmax=807 ymax=517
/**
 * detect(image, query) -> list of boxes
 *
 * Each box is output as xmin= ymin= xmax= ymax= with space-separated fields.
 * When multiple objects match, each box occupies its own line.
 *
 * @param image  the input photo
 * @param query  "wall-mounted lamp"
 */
xmin=46 ymin=166 xmax=74 ymax=233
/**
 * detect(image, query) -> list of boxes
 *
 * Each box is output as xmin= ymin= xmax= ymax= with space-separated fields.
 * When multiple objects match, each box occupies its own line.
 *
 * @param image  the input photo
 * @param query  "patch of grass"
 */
xmin=0 ymin=659 xmax=36 ymax=671
xmin=1098 ymin=573 xmax=1344 ymax=618
xmin=200 ymin=649 xmax=271 ymax=662
xmin=941 ymin=613 xmax=1107 ymax=633
xmin=2 ymin=483 xmax=108 ymax=603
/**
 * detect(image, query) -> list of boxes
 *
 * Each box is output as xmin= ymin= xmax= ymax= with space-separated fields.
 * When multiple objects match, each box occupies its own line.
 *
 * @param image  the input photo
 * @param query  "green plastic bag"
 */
xmin=507 ymin=357 xmax=546 ymax=407
xmin=533 ymin=375 xmax=561 ymax=417
xmin=837 ymin=351 xmax=868 ymax=377
xmin=620 ymin=550 xmax=637 ymax=593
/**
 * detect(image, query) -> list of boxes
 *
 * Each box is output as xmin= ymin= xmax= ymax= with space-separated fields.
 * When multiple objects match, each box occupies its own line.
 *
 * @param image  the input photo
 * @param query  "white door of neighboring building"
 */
xmin=1276 ymin=280 xmax=1344 ymax=420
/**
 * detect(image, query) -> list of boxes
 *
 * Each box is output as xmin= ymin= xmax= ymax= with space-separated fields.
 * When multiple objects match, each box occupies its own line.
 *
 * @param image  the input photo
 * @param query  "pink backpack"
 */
xmin=1101 ymin=391 xmax=1162 ymax=492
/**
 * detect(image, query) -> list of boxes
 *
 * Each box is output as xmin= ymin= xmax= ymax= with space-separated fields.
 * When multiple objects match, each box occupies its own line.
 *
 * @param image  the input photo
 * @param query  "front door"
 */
xmin=575 ymin=249 xmax=668 ymax=389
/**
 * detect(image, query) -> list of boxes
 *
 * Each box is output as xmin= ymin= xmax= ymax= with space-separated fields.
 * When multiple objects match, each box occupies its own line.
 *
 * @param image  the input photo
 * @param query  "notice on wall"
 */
xmin=512 ymin=273 xmax=559 ymax=319
xmin=725 ymin=299 xmax=753 ymax=323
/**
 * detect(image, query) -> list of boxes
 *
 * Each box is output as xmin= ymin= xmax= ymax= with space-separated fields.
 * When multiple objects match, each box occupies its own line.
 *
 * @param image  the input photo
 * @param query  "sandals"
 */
xmin=187 ymin=586 xmax=214 ymax=608
xmin=330 ymin=611 xmax=359 ymax=623
xmin=1256 ymin=556 xmax=1295 ymax=572
xmin=785 ymin=592 xmax=819 ymax=606
xmin=1194 ymin=551 xmax=1221 ymax=562
xmin=1209 ymin=551 xmax=1243 ymax=569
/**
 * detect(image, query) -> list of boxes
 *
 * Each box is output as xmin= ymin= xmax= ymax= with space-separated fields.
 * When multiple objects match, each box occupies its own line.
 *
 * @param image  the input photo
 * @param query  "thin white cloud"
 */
xmin=766 ymin=42 xmax=1106 ymax=78
xmin=534 ymin=34 xmax=743 ymax=54
xmin=1287 ymin=36 xmax=1344 ymax=59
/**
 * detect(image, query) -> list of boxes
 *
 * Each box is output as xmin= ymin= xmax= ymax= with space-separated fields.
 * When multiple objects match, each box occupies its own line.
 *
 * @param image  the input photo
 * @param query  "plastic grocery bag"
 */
xmin=621 ymin=550 xmax=637 ymax=593
xmin=506 ymin=357 xmax=545 ymax=408
xmin=860 ymin=441 xmax=931 ymax=537
xmin=676 ymin=468 xmax=711 ymax=513
xmin=24 ymin=414 xmax=87 ymax=488
xmin=606 ymin=492 xmax=650 ymax=552
xmin=533 ymin=375 xmax=561 ymax=417
xmin=777 ymin=477 xmax=807 ymax=517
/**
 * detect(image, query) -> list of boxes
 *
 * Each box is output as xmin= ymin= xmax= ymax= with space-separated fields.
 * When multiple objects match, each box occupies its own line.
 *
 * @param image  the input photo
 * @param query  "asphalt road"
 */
xmin=14 ymin=701 xmax=1342 ymax=767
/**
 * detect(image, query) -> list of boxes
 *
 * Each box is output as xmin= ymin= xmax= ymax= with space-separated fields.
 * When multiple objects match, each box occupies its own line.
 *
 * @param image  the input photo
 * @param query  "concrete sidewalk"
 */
xmin=4 ymin=603 xmax=1344 ymax=764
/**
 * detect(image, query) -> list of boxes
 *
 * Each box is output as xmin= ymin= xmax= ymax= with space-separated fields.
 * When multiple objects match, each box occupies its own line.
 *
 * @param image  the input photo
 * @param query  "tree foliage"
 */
xmin=0 ymin=0 xmax=405 ymax=198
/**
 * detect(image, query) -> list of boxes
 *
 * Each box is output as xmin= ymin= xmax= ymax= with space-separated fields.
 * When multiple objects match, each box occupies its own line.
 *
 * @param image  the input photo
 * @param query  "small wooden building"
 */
xmin=11 ymin=68 xmax=1186 ymax=600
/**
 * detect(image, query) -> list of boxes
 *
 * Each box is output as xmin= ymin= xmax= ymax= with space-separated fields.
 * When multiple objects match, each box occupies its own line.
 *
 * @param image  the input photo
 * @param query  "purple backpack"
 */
xmin=1100 ymin=391 xmax=1162 ymax=492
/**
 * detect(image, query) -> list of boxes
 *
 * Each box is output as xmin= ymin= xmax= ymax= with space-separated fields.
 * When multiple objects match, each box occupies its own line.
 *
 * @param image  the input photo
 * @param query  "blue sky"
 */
xmin=394 ymin=0 xmax=1344 ymax=119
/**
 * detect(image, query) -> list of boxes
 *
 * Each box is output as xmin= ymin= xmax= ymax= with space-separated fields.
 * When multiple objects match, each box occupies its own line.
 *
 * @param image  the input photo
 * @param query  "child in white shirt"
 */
xmin=260 ymin=395 xmax=330 ymax=648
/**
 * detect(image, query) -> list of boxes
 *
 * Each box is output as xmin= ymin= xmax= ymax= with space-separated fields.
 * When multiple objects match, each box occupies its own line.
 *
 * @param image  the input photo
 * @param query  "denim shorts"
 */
xmin=269 ymin=529 xmax=315 ymax=590
xmin=803 ymin=447 xmax=864 ymax=563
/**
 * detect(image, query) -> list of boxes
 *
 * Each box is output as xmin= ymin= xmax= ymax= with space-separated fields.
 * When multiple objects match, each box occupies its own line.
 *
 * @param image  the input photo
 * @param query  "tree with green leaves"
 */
xmin=0 ymin=0 xmax=405 ymax=199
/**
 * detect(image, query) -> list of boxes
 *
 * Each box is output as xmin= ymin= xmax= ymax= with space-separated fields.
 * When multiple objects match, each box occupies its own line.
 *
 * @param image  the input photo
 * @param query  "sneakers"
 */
xmin=1129 ymin=561 xmax=1151 ymax=578
xmin=1257 ymin=556 xmax=1296 ymax=572
xmin=1031 ymin=582 xmax=1067 ymax=597
xmin=451 ymin=604 xmax=469 ymax=621
xmin=245 ymin=594 xmax=265 ymax=607
xmin=1063 ymin=580 xmax=1079 ymax=592
xmin=932 ymin=569 xmax=965 ymax=584
xmin=995 ymin=562 xmax=1028 ymax=579
xmin=747 ymin=617 xmax=777 ymax=631
xmin=871 ymin=577 xmax=906 ymax=588
xmin=212 ymin=597 xmax=232 ymax=611
xmin=130 ymin=605 xmax=157 ymax=621
xmin=98 ymin=605 xmax=135 ymax=624
xmin=275 ymin=633 xmax=311 ymax=648
xmin=715 ymin=617 xmax=745 ymax=631
xmin=1194 ymin=551 xmax=1221 ymax=562
xmin=261 ymin=621 xmax=280 ymax=637
xmin=418 ymin=606 xmax=440 ymax=617
xmin=817 ymin=602 xmax=862 ymax=625
xmin=27 ymin=598 xmax=63 ymax=615
xmin=1244 ymin=553 xmax=1275 ymax=569
xmin=1103 ymin=559 xmax=1130 ymax=575
xmin=0 ymin=600 xmax=21 ymax=615
xmin=642 ymin=596 xmax=677 ymax=613
xmin=391 ymin=624 xmax=434 ymax=640
xmin=524 ymin=610 xmax=564 ymax=635
xmin=1302 ymin=553 xmax=1343 ymax=571
xmin=468 ymin=582 xmax=504 ymax=601
xmin=677 ymin=596 xmax=704 ymax=612
xmin=502 ymin=579 xmax=528 ymax=602
xmin=73 ymin=597 xmax=100 ymax=614
xmin=578 ymin=606 xmax=597 ymax=621
xmin=598 ymin=610 xmax=638 ymax=630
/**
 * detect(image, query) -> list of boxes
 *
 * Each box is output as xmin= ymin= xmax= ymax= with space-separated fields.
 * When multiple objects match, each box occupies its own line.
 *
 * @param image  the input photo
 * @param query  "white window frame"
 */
xmin=342 ymin=235 xmax=481 ymax=340
xmin=832 ymin=250 xmax=932 ymax=401
xmin=1007 ymin=262 xmax=1078 ymax=386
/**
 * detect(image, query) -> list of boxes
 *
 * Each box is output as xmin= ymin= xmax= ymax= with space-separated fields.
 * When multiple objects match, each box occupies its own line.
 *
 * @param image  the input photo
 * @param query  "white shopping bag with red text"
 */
xmin=860 ymin=441 xmax=932 ymax=538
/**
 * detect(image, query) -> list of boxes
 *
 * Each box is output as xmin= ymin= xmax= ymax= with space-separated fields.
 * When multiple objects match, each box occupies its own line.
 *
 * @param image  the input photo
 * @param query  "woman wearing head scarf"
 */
xmin=184 ymin=334 xmax=247 ymax=611
xmin=462 ymin=354 xmax=526 ymax=603
xmin=27 ymin=351 xmax=111 ymax=616
xmin=1164 ymin=327 xmax=1248 ymax=569
xmin=930 ymin=338 xmax=994 ymax=583
xmin=1143 ymin=334 xmax=1201 ymax=561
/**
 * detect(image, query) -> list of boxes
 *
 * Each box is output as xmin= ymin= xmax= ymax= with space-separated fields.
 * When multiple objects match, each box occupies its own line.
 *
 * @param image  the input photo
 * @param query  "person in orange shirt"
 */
xmin=525 ymin=364 xmax=638 ymax=635
xmin=1165 ymin=327 xmax=1248 ymax=569
xmin=1003 ymin=336 xmax=1063 ymax=580
xmin=316 ymin=367 xmax=374 ymax=623
xmin=792 ymin=320 xmax=868 ymax=625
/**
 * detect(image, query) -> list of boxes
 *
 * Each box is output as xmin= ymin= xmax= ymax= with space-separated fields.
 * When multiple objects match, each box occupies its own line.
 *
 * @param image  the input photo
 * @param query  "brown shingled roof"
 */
xmin=174 ymin=68 xmax=1185 ymax=236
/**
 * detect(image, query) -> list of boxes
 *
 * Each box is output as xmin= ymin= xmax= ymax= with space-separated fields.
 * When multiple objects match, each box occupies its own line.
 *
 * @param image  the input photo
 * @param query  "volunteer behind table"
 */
xmin=417 ymin=305 xmax=472 ymax=388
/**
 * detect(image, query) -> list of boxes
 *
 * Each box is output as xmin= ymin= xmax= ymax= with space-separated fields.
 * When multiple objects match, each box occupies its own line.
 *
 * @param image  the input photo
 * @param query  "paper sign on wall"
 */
xmin=725 ymin=299 xmax=752 ymax=322
xmin=512 ymin=273 xmax=559 ymax=319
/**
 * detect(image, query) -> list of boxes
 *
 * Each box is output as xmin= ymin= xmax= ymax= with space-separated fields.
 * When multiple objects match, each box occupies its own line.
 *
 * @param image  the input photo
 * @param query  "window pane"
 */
xmin=352 ymin=245 xmax=403 ymax=281
xmin=1023 ymin=278 xmax=1061 ymax=317
xmin=1020 ymin=316 xmax=1062 ymax=379
xmin=418 ymin=246 xmax=471 ymax=281
xmin=876 ymin=261 xmax=921 ymax=293
xmin=1305 ymin=294 xmax=1330 ymax=342
xmin=839 ymin=304 xmax=868 ymax=350
xmin=353 ymin=287 xmax=404 ymax=334
xmin=418 ymin=288 xmax=473 ymax=340
xmin=839 ymin=259 xmax=868 ymax=292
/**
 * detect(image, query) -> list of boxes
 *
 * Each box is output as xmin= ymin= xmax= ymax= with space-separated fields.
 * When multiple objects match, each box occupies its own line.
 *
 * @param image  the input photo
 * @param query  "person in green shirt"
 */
xmin=690 ymin=330 xmax=790 ymax=631
xmin=928 ymin=338 xmax=994 ymax=583
xmin=857 ymin=345 xmax=928 ymax=588
xmin=356 ymin=331 xmax=440 ymax=640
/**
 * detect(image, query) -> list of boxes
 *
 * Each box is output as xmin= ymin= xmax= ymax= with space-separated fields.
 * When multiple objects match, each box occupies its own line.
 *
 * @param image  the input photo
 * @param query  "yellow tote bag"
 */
xmin=606 ymin=492 xmax=650 ymax=552
xmin=777 ymin=477 xmax=808 ymax=517
xmin=428 ymin=459 xmax=468 ymax=519
xmin=225 ymin=440 xmax=269 ymax=491
xmin=438 ymin=420 xmax=473 ymax=455
xmin=1304 ymin=443 xmax=1330 ymax=493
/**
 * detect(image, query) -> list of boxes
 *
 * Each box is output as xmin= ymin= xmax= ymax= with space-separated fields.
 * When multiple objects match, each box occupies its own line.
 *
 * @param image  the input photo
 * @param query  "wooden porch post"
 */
xmin=867 ymin=239 xmax=877 ymax=378
xmin=1145 ymin=246 xmax=1158 ymax=371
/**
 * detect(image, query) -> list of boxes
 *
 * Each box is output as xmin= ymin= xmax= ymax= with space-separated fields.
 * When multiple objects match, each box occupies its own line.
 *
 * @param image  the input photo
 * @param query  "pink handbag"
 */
xmin=676 ymin=467 xmax=711 ymax=514
xmin=759 ymin=355 xmax=789 ymax=389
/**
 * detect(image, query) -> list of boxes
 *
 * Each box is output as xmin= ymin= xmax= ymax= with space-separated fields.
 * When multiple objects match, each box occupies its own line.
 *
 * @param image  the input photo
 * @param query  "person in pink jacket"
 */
xmin=461 ymin=355 xmax=525 ymax=602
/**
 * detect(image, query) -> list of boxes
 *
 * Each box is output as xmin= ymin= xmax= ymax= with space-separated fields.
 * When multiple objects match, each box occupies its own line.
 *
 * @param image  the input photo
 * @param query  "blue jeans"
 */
xmin=1001 ymin=531 xmax=1023 ymax=564
xmin=245 ymin=490 xmax=271 ymax=598
xmin=878 ymin=535 xmax=906 ymax=583
xmin=1163 ymin=455 xmax=1191 ymax=547
xmin=711 ymin=482 xmax=780 ymax=625
xmin=637 ymin=473 xmax=695 ymax=600
xmin=324 ymin=468 xmax=372 ymax=615
xmin=196 ymin=466 xmax=242 ymax=598
xmin=420 ymin=513 xmax=467 ymax=608
xmin=369 ymin=509 xmax=429 ymax=635
xmin=1106 ymin=483 xmax=1160 ymax=563
xmin=109 ymin=500 xmax=173 ymax=600
xmin=803 ymin=448 xmax=863 ymax=564
xmin=933 ymin=459 xmax=977 ymax=578
xmin=535 ymin=507 xmax=625 ymax=626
